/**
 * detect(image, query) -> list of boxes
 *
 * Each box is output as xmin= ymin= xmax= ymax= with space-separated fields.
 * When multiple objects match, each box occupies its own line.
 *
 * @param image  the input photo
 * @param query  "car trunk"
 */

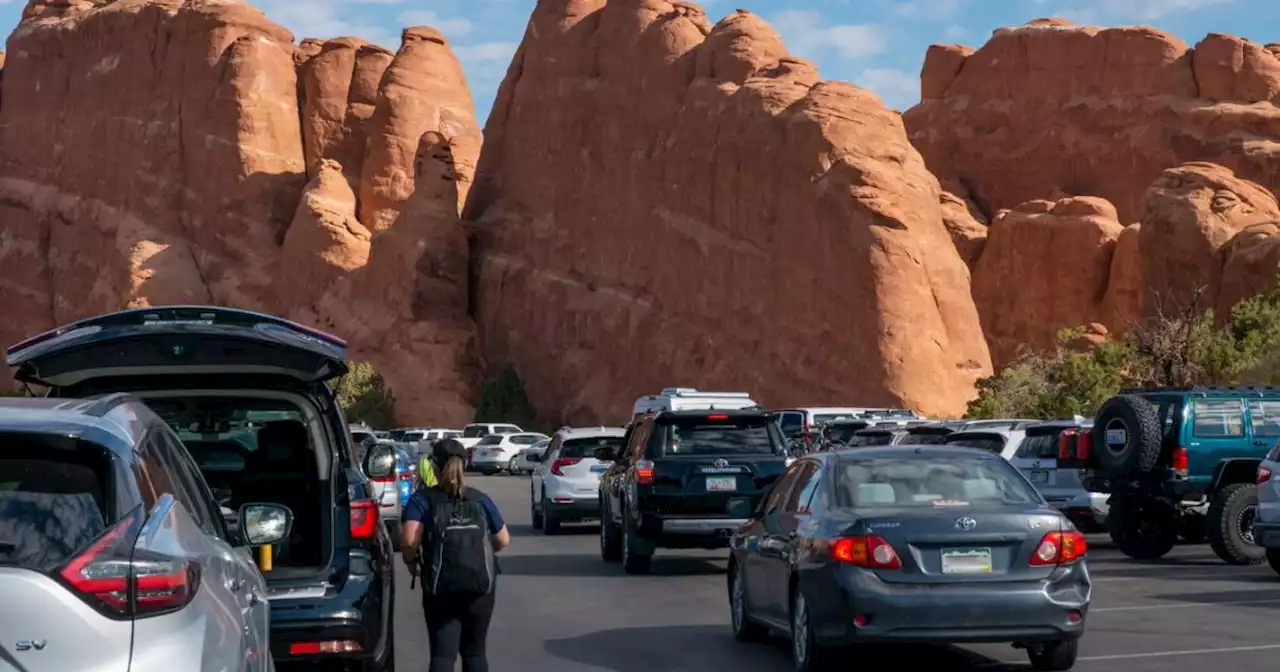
xmin=5 ymin=306 xmax=350 ymax=587
xmin=845 ymin=506 xmax=1063 ymax=584
xmin=645 ymin=414 xmax=787 ymax=516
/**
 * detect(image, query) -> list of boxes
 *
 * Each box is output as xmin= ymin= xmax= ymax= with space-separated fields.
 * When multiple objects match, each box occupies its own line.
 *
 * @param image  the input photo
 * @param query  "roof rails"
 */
xmin=656 ymin=387 xmax=752 ymax=399
xmin=1120 ymin=386 xmax=1280 ymax=397
xmin=82 ymin=392 xmax=136 ymax=418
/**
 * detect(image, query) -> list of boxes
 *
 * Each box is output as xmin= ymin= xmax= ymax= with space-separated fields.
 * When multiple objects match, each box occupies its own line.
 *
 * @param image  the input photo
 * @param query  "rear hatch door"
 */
xmin=646 ymin=412 xmax=788 ymax=516
xmin=552 ymin=435 xmax=626 ymax=492
xmin=1010 ymin=427 xmax=1077 ymax=498
xmin=6 ymin=306 xmax=348 ymax=388
xmin=0 ymin=431 xmax=136 ymax=671
xmin=944 ymin=431 xmax=1009 ymax=456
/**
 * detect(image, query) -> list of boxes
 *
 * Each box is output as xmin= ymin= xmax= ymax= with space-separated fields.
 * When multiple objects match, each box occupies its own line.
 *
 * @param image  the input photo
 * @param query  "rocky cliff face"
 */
xmin=0 ymin=1 xmax=481 ymax=423
xmin=465 ymin=1 xmax=991 ymax=421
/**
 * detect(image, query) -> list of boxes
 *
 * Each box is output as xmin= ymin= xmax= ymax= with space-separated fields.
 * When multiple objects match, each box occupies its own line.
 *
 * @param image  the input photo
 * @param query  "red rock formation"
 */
xmin=939 ymin=182 xmax=988 ymax=268
xmin=971 ymin=197 xmax=1123 ymax=366
xmin=299 ymin=38 xmax=394 ymax=184
xmin=904 ymin=19 xmax=1280 ymax=224
xmin=1217 ymin=222 xmax=1280 ymax=317
xmin=466 ymin=1 xmax=991 ymax=422
xmin=1101 ymin=223 xmax=1142 ymax=331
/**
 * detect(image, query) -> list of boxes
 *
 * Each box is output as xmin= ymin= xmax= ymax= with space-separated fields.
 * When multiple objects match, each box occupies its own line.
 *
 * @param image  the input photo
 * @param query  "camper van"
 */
xmin=631 ymin=388 xmax=758 ymax=419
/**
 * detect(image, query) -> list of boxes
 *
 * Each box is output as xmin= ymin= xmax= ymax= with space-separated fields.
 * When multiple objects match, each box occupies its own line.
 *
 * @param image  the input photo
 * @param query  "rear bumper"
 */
xmin=639 ymin=514 xmax=749 ymax=549
xmin=810 ymin=562 xmax=1091 ymax=646
xmin=471 ymin=456 xmax=512 ymax=472
xmin=546 ymin=497 xmax=599 ymax=520
xmin=1253 ymin=519 xmax=1280 ymax=548
xmin=269 ymin=555 xmax=390 ymax=667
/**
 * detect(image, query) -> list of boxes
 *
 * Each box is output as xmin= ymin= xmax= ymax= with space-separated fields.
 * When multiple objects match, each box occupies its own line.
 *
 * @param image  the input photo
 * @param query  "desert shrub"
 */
xmin=473 ymin=363 xmax=538 ymax=430
xmin=334 ymin=361 xmax=397 ymax=428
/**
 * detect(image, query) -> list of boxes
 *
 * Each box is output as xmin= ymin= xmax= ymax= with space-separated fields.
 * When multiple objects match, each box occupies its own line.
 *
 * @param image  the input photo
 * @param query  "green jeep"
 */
xmin=1060 ymin=386 xmax=1280 ymax=564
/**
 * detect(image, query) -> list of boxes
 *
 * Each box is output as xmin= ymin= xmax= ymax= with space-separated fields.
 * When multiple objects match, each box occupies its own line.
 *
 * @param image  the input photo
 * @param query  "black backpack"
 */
xmin=419 ymin=486 xmax=496 ymax=597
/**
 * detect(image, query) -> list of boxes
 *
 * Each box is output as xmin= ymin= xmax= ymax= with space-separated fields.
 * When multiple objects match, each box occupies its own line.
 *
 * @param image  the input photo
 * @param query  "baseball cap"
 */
xmin=433 ymin=438 xmax=468 ymax=462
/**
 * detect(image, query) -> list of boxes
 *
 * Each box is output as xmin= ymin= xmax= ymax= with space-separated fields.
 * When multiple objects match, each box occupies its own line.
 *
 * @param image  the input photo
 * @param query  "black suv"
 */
xmin=5 ymin=306 xmax=396 ymax=670
xmin=598 ymin=409 xmax=789 ymax=574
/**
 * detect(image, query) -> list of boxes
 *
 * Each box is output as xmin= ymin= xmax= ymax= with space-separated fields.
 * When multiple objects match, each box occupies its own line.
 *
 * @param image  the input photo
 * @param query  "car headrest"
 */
xmin=963 ymin=478 xmax=999 ymax=500
xmin=255 ymin=420 xmax=307 ymax=463
xmin=855 ymin=482 xmax=896 ymax=506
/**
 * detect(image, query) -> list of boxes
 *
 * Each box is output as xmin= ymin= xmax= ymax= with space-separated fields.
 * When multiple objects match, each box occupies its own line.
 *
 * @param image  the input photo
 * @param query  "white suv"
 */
xmin=530 ymin=427 xmax=625 ymax=534
xmin=471 ymin=432 xmax=549 ymax=475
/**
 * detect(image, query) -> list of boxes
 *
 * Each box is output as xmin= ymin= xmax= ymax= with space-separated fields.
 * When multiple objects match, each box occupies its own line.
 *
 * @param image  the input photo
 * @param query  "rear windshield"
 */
xmin=848 ymin=431 xmax=894 ymax=447
xmin=0 ymin=434 xmax=118 ymax=571
xmin=777 ymin=413 xmax=803 ymax=436
xmin=463 ymin=425 xmax=489 ymax=438
xmin=478 ymin=434 xmax=504 ymax=446
xmin=1016 ymin=432 xmax=1062 ymax=459
xmin=511 ymin=435 xmax=542 ymax=445
xmin=561 ymin=436 xmax=625 ymax=459
xmin=837 ymin=455 xmax=1041 ymax=508
xmin=812 ymin=413 xmax=853 ymax=425
xmin=945 ymin=433 xmax=1007 ymax=453
xmin=652 ymin=415 xmax=780 ymax=457
xmin=351 ymin=431 xmax=374 ymax=445
xmin=403 ymin=432 xmax=427 ymax=442
xmin=907 ymin=431 xmax=952 ymax=445
xmin=825 ymin=423 xmax=869 ymax=444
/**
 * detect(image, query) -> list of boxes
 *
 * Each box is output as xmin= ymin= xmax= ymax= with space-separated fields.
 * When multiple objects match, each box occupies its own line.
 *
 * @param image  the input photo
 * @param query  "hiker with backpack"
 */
xmin=401 ymin=438 xmax=510 ymax=672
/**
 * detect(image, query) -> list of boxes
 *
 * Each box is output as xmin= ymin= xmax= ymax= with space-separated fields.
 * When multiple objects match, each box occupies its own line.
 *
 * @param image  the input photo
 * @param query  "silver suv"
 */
xmin=0 ymin=394 xmax=289 ymax=672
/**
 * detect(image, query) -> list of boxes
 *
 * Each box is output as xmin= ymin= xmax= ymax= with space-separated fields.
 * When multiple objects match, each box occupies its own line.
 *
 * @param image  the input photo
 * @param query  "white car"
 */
xmin=470 ymin=432 xmax=549 ymax=474
xmin=457 ymin=422 xmax=523 ymax=450
xmin=510 ymin=438 xmax=550 ymax=475
xmin=530 ymin=427 xmax=626 ymax=534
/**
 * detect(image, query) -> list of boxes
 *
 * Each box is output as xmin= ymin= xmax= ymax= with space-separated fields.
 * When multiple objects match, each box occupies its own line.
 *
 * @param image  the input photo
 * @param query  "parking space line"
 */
xmin=1076 ymin=644 xmax=1280 ymax=661
xmin=1091 ymin=570 xmax=1270 ymax=582
xmin=1092 ymin=597 xmax=1280 ymax=612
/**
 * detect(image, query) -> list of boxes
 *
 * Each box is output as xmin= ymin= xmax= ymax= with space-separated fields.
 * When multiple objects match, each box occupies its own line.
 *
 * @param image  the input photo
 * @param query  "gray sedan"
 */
xmin=727 ymin=445 xmax=1090 ymax=672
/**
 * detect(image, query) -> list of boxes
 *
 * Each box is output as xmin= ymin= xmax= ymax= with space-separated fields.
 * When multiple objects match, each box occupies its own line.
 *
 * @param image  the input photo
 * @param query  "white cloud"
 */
xmin=260 ymin=0 xmax=398 ymax=47
xmin=396 ymin=10 xmax=474 ymax=38
xmin=855 ymin=68 xmax=919 ymax=110
xmin=1053 ymin=0 xmax=1233 ymax=21
xmin=769 ymin=10 xmax=888 ymax=60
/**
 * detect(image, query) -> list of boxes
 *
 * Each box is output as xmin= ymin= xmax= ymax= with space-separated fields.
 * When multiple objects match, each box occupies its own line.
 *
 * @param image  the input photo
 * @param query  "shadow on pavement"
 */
xmin=1152 ymin=587 xmax=1280 ymax=607
xmin=500 ymin=553 xmax=724 ymax=577
xmin=545 ymin=625 xmax=1021 ymax=671
xmin=507 ymin=523 xmax=599 ymax=537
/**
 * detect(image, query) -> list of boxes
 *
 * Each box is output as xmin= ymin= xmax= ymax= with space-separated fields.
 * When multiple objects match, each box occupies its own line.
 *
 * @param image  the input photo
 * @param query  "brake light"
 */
xmin=371 ymin=475 xmax=395 ymax=483
xmin=829 ymin=535 xmax=901 ymax=569
xmin=1029 ymin=530 xmax=1087 ymax=566
xmin=290 ymin=640 xmax=362 ymax=655
xmin=58 ymin=509 xmax=201 ymax=617
xmin=635 ymin=459 xmax=655 ymax=485
xmin=1171 ymin=446 xmax=1189 ymax=474
xmin=399 ymin=471 xmax=413 ymax=481
xmin=1260 ymin=467 xmax=1272 ymax=484
xmin=551 ymin=458 xmax=581 ymax=476
xmin=1076 ymin=429 xmax=1092 ymax=460
xmin=707 ymin=414 xmax=729 ymax=420
xmin=1057 ymin=429 xmax=1077 ymax=460
xmin=350 ymin=500 xmax=379 ymax=539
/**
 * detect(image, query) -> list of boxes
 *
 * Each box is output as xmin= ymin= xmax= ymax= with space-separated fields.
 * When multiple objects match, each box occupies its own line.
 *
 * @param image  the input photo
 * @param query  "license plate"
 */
xmin=941 ymin=548 xmax=992 ymax=574
xmin=705 ymin=476 xmax=737 ymax=492
xmin=591 ymin=465 xmax=609 ymax=473
xmin=1030 ymin=469 xmax=1050 ymax=484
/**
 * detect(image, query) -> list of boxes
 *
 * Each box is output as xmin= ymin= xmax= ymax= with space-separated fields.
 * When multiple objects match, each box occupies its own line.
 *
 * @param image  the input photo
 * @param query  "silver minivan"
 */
xmin=0 ymin=395 xmax=289 ymax=672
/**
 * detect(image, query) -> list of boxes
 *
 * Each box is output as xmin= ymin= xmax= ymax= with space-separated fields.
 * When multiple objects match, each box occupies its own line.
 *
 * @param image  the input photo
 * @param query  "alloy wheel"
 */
xmin=792 ymin=592 xmax=809 ymax=668
xmin=731 ymin=571 xmax=746 ymax=633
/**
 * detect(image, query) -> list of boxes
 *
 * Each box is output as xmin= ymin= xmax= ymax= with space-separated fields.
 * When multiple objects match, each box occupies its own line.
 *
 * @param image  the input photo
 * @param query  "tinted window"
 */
xmin=477 ymin=435 xmax=504 ymax=446
xmin=1016 ymin=433 xmax=1060 ymax=459
xmin=511 ymin=435 xmax=541 ymax=445
xmin=1251 ymin=400 xmax=1280 ymax=437
xmin=403 ymin=432 xmax=427 ymax=442
xmin=144 ymin=429 xmax=220 ymax=535
xmin=837 ymin=455 xmax=1040 ymax=508
xmin=463 ymin=425 xmax=489 ymax=438
xmin=778 ymin=412 xmax=803 ymax=437
xmin=785 ymin=463 xmax=821 ymax=513
xmin=812 ymin=413 xmax=852 ymax=425
xmin=848 ymin=432 xmax=894 ymax=447
xmin=653 ymin=415 xmax=779 ymax=456
xmin=907 ymin=431 xmax=951 ymax=445
xmin=0 ymin=434 xmax=117 ymax=571
xmin=945 ymin=433 xmax=1007 ymax=453
xmin=762 ymin=462 xmax=804 ymax=515
xmin=561 ymin=436 xmax=625 ymax=459
xmin=825 ymin=422 xmax=869 ymax=444
xmin=155 ymin=429 xmax=226 ymax=537
xmin=1193 ymin=399 xmax=1245 ymax=437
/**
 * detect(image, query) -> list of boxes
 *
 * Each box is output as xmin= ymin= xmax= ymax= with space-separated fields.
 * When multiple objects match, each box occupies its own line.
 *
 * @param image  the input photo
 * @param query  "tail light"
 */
xmin=1171 ymin=446 xmax=1189 ymax=474
xmin=1076 ymin=429 xmax=1092 ymax=460
xmin=634 ymin=459 xmax=655 ymax=485
xmin=1260 ymin=467 xmax=1272 ymax=484
xmin=398 ymin=471 xmax=413 ymax=481
xmin=371 ymin=476 xmax=395 ymax=483
xmin=829 ymin=535 xmax=901 ymax=569
xmin=350 ymin=500 xmax=379 ymax=539
xmin=1057 ymin=429 xmax=1078 ymax=460
xmin=707 ymin=414 xmax=729 ymax=421
xmin=1030 ymin=530 xmax=1088 ymax=566
xmin=58 ymin=509 xmax=201 ymax=618
xmin=551 ymin=458 xmax=581 ymax=476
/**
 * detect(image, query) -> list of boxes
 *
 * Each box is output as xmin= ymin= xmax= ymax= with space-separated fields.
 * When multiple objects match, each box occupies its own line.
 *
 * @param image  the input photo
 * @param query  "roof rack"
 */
xmin=1120 ymin=386 xmax=1280 ymax=397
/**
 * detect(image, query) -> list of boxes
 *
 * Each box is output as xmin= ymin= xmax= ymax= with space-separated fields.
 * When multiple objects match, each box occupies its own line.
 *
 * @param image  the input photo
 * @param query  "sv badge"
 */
xmin=15 ymin=640 xmax=47 ymax=652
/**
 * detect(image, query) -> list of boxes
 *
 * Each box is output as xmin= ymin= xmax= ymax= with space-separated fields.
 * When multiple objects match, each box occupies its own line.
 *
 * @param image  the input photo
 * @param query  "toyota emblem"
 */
xmin=955 ymin=516 xmax=977 ymax=531
xmin=713 ymin=458 xmax=729 ymax=468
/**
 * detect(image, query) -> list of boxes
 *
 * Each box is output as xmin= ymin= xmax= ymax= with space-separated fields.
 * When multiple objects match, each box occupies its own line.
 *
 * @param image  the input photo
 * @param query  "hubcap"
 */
xmin=731 ymin=572 xmax=745 ymax=632
xmin=1240 ymin=504 xmax=1259 ymax=545
xmin=792 ymin=593 xmax=809 ymax=666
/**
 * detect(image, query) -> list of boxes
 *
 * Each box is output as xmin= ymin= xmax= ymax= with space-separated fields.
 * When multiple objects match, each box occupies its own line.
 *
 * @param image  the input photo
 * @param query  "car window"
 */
xmin=0 ymin=433 xmax=117 ymax=572
xmin=1250 ymin=400 xmax=1280 ymax=437
xmin=478 ymin=435 xmax=504 ymax=446
xmin=496 ymin=425 xmax=521 ymax=434
xmin=404 ymin=432 xmax=427 ymax=442
xmin=1193 ymin=399 xmax=1245 ymax=437
xmin=762 ymin=462 xmax=804 ymax=516
xmin=463 ymin=425 xmax=489 ymax=438
xmin=511 ymin=435 xmax=541 ymax=445
xmin=944 ymin=433 xmax=1007 ymax=453
xmin=1015 ymin=433 xmax=1059 ymax=459
xmin=907 ymin=431 xmax=951 ymax=445
xmin=777 ymin=412 xmax=803 ymax=437
xmin=812 ymin=413 xmax=851 ymax=425
xmin=785 ymin=463 xmax=821 ymax=513
xmin=848 ymin=431 xmax=894 ymax=447
xmin=562 ymin=436 xmax=625 ymax=459
xmin=652 ymin=414 xmax=779 ymax=456
xmin=140 ymin=428 xmax=218 ymax=536
xmin=837 ymin=455 xmax=1040 ymax=508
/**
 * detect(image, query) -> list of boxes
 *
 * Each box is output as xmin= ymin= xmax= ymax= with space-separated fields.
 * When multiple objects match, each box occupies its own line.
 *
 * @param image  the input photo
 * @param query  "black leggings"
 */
xmin=422 ymin=590 xmax=496 ymax=672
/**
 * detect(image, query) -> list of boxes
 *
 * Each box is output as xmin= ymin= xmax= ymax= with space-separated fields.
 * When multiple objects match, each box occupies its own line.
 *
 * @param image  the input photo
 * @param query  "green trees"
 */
xmin=473 ymin=363 xmax=538 ymax=430
xmin=967 ymin=274 xmax=1280 ymax=419
xmin=334 ymin=361 xmax=398 ymax=428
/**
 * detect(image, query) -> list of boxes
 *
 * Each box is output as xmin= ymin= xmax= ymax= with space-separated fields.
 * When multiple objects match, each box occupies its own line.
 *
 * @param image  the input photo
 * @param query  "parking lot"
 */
xmin=389 ymin=475 xmax=1280 ymax=671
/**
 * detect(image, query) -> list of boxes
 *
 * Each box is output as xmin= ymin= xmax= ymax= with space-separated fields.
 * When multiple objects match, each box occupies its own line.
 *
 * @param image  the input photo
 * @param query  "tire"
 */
xmin=531 ymin=487 xmax=544 ymax=530
xmin=600 ymin=503 xmax=622 ymax=562
xmin=1180 ymin=512 xmax=1207 ymax=544
xmin=1107 ymin=497 xmax=1177 ymax=560
xmin=729 ymin=563 xmax=767 ymax=642
xmin=1093 ymin=395 xmax=1163 ymax=477
xmin=621 ymin=513 xmax=652 ymax=575
xmin=1266 ymin=549 xmax=1280 ymax=575
xmin=508 ymin=457 xmax=519 ymax=475
xmin=1027 ymin=638 xmax=1078 ymax=672
xmin=542 ymin=494 xmax=561 ymax=535
xmin=789 ymin=589 xmax=836 ymax=672
xmin=1207 ymin=482 xmax=1265 ymax=565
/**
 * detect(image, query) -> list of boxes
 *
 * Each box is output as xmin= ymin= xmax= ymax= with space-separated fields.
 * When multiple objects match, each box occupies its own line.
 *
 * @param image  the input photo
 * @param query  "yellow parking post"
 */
xmin=258 ymin=544 xmax=273 ymax=572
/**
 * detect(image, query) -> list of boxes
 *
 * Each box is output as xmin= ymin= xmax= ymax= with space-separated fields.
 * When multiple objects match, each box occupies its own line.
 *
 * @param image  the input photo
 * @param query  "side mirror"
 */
xmin=364 ymin=446 xmax=397 ymax=479
xmin=239 ymin=503 xmax=293 ymax=546
xmin=727 ymin=499 xmax=754 ymax=519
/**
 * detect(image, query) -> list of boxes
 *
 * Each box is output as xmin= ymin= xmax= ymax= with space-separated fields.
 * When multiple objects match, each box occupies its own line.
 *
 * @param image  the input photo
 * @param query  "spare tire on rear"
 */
xmin=1092 ymin=394 xmax=1163 ymax=477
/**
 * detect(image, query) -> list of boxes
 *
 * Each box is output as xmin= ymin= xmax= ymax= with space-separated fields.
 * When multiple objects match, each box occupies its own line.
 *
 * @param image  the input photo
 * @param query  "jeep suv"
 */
xmin=1059 ymin=387 xmax=1280 ymax=564
xmin=5 ymin=306 xmax=397 ymax=670
xmin=598 ymin=409 xmax=788 ymax=574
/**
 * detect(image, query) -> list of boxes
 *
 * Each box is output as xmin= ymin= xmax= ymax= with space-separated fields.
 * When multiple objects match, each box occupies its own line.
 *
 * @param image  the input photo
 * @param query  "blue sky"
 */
xmin=0 ymin=0 xmax=1271 ymax=123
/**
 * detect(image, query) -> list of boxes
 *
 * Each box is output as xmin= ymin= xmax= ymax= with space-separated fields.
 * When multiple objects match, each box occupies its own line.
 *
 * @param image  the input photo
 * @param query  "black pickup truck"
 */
xmin=598 ymin=409 xmax=789 ymax=574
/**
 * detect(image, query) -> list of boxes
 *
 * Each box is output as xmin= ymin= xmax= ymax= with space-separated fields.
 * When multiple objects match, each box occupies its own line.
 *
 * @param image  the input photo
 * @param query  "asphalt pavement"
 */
xmin=393 ymin=475 xmax=1280 ymax=671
